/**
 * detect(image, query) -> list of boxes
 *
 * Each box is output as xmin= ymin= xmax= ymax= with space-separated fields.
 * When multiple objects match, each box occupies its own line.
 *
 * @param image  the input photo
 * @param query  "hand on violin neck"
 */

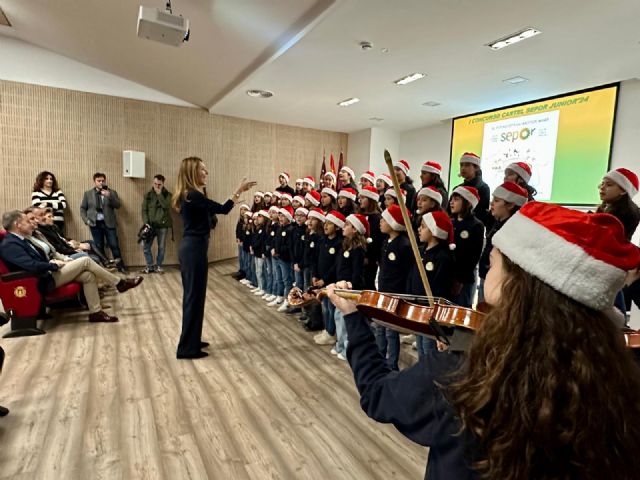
xmin=327 ymin=282 xmax=357 ymax=315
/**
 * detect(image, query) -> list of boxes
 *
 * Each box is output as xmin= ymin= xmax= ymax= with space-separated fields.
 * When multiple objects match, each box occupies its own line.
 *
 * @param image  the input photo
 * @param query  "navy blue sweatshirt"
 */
xmin=451 ymin=214 xmax=485 ymax=285
xmin=180 ymin=191 xmax=234 ymax=238
xmin=264 ymin=222 xmax=276 ymax=258
xmin=345 ymin=311 xmax=479 ymax=479
xmin=452 ymin=175 xmax=492 ymax=230
xmin=273 ymin=223 xmax=294 ymax=262
xmin=302 ymin=231 xmax=320 ymax=270
xmin=478 ymin=218 xmax=507 ymax=279
xmin=378 ymin=234 xmax=412 ymax=294
xmin=313 ymin=234 xmax=343 ymax=284
xmin=406 ymin=242 xmax=455 ymax=300
xmin=291 ymin=223 xmax=306 ymax=266
xmin=252 ymin=225 xmax=268 ymax=258
xmin=335 ymin=245 xmax=366 ymax=290
xmin=241 ymin=223 xmax=253 ymax=253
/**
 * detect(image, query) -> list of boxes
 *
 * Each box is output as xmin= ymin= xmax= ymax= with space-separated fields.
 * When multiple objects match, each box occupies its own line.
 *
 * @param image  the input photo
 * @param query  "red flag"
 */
xmin=338 ymin=151 xmax=344 ymax=172
xmin=330 ymin=153 xmax=336 ymax=174
xmin=320 ymin=150 xmax=327 ymax=179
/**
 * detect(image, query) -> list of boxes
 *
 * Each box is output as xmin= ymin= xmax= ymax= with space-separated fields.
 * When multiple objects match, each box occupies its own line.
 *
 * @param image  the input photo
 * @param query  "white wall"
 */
xmin=0 ymin=36 xmax=197 ymax=108
xmin=399 ymin=121 xmax=453 ymax=180
xmin=346 ymin=129 xmax=372 ymax=176
xmin=346 ymin=127 xmax=401 ymax=176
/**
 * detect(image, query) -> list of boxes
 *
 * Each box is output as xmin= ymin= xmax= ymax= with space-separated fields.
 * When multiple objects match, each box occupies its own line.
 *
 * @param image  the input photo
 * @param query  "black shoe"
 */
xmin=200 ymin=341 xmax=210 ymax=349
xmin=177 ymin=351 xmax=209 ymax=359
xmin=284 ymin=306 xmax=301 ymax=315
xmin=0 ymin=405 xmax=9 ymax=417
xmin=303 ymin=322 xmax=323 ymax=332
xmin=298 ymin=314 xmax=309 ymax=322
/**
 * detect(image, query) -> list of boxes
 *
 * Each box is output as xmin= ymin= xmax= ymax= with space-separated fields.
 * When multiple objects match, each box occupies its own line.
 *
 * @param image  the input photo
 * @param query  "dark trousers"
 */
xmin=89 ymin=221 xmax=123 ymax=263
xmin=177 ymin=235 xmax=209 ymax=355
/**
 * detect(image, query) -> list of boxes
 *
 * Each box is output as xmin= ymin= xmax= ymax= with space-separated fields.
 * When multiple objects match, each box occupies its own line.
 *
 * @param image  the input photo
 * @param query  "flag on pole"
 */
xmin=338 ymin=150 xmax=344 ymax=172
xmin=330 ymin=153 xmax=336 ymax=174
xmin=320 ymin=150 xmax=327 ymax=179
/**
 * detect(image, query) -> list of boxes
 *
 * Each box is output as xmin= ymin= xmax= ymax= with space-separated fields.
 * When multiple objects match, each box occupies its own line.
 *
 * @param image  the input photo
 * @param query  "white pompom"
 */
xmin=367 ymin=237 xmax=373 ymax=243
xmin=449 ymin=243 xmax=456 ymax=250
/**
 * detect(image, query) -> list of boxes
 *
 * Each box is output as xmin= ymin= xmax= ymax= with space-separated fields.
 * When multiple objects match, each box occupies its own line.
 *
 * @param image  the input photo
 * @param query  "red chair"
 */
xmin=0 ymin=230 xmax=83 ymax=338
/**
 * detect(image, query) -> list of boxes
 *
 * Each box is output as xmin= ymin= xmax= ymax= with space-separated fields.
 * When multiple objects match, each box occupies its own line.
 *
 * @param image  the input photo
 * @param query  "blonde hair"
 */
xmin=343 ymin=230 xmax=368 ymax=251
xmin=172 ymin=157 xmax=204 ymax=211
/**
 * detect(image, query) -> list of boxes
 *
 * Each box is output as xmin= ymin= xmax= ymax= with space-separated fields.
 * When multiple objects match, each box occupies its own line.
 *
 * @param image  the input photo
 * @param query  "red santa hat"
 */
xmin=359 ymin=185 xmax=380 ymax=202
xmin=281 ymin=193 xmax=293 ymax=203
xmin=376 ymin=173 xmax=393 ymax=188
xmin=381 ymin=204 xmax=407 ymax=231
xmin=605 ymin=167 xmax=639 ymax=198
xmin=346 ymin=213 xmax=370 ymax=237
xmin=493 ymin=182 xmax=528 ymax=207
xmin=295 ymin=207 xmax=309 ymax=217
xmin=268 ymin=205 xmax=280 ymax=214
xmin=279 ymin=206 xmax=294 ymax=222
xmin=321 ymin=187 xmax=338 ymax=199
xmin=257 ymin=209 xmax=271 ymax=219
xmin=253 ymin=191 xmax=264 ymax=198
xmin=308 ymin=208 xmax=326 ymax=222
xmin=506 ymin=162 xmax=532 ymax=183
xmin=303 ymin=176 xmax=316 ymax=187
xmin=422 ymin=211 xmax=456 ymax=250
xmin=385 ymin=187 xmax=407 ymax=201
xmin=360 ymin=171 xmax=376 ymax=184
xmin=338 ymin=187 xmax=357 ymax=202
xmin=421 ymin=161 xmax=442 ymax=176
xmin=324 ymin=171 xmax=337 ymax=182
xmin=325 ymin=210 xmax=346 ymax=229
xmin=272 ymin=191 xmax=282 ymax=199
xmin=340 ymin=166 xmax=355 ymax=179
xmin=279 ymin=172 xmax=290 ymax=183
xmin=452 ymin=185 xmax=480 ymax=209
xmin=264 ymin=191 xmax=273 ymax=198
xmin=493 ymin=202 xmax=640 ymax=310
xmin=417 ymin=186 xmax=442 ymax=206
xmin=295 ymin=178 xmax=304 ymax=184
xmin=305 ymin=190 xmax=321 ymax=206
xmin=460 ymin=152 xmax=481 ymax=167
xmin=394 ymin=159 xmax=411 ymax=176
xmin=292 ymin=195 xmax=305 ymax=205
xmin=239 ymin=203 xmax=251 ymax=211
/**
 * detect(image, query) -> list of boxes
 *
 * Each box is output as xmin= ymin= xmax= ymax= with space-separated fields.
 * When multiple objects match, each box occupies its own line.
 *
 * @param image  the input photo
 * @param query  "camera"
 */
xmin=101 ymin=185 xmax=109 ymax=190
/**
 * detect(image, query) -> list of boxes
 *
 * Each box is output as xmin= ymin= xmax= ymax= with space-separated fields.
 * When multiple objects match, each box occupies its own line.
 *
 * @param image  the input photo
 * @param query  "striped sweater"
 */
xmin=31 ymin=189 xmax=67 ymax=224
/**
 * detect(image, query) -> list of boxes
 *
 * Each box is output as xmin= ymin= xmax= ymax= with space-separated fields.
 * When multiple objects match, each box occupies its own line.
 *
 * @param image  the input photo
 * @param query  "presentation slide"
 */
xmin=449 ymin=84 xmax=618 ymax=205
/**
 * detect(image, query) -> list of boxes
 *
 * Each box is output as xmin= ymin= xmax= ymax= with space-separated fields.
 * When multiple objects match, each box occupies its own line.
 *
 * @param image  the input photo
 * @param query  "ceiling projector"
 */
xmin=137 ymin=4 xmax=190 ymax=47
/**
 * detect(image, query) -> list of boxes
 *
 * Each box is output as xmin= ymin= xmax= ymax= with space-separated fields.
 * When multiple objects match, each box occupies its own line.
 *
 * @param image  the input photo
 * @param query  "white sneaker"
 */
xmin=264 ymin=294 xmax=275 ymax=302
xmin=253 ymin=289 xmax=264 ymax=296
xmin=314 ymin=331 xmax=336 ymax=346
xmin=313 ymin=330 xmax=326 ymax=341
xmin=401 ymin=334 xmax=415 ymax=345
xmin=337 ymin=352 xmax=347 ymax=361
xmin=267 ymin=298 xmax=279 ymax=307
xmin=330 ymin=347 xmax=338 ymax=356
xmin=239 ymin=279 xmax=249 ymax=285
xmin=245 ymin=282 xmax=255 ymax=288
xmin=249 ymin=287 xmax=260 ymax=292
xmin=261 ymin=293 xmax=270 ymax=299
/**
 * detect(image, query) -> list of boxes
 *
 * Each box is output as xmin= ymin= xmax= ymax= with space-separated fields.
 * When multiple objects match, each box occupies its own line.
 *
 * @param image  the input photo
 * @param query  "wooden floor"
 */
xmin=0 ymin=260 xmax=426 ymax=480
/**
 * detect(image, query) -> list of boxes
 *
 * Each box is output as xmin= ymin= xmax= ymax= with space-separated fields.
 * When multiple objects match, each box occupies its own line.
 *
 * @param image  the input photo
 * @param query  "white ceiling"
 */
xmin=2 ymin=0 xmax=640 ymax=133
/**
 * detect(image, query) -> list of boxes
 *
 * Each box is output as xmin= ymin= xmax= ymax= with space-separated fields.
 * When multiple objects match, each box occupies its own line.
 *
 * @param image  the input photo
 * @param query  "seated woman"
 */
xmin=328 ymin=202 xmax=640 ymax=479
xmin=1 ymin=210 xmax=143 ymax=323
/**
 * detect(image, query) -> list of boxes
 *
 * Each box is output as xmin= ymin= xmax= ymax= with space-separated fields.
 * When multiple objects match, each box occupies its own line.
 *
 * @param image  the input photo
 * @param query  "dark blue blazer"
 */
xmin=0 ymin=233 xmax=59 ymax=292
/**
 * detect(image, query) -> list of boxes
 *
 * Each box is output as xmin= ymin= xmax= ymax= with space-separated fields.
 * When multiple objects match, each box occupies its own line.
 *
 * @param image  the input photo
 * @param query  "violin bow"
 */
xmin=384 ymin=149 xmax=434 ymax=304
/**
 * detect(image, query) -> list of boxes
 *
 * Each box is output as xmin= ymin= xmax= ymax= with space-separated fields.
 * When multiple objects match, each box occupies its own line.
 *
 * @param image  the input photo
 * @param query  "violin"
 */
xmin=623 ymin=328 xmax=640 ymax=349
xmin=288 ymin=287 xmax=485 ymax=337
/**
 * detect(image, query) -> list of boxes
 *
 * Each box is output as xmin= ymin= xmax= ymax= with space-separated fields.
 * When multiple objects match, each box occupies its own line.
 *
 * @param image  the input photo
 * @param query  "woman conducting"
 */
xmin=173 ymin=157 xmax=255 ymax=359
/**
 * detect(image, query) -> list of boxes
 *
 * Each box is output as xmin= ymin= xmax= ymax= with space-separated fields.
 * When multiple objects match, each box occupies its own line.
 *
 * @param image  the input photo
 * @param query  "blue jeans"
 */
xmin=334 ymin=308 xmax=348 ymax=355
xmin=385 ymin=329 xmax=400 ymax=371
xmin=264 ymin=257 xmax=274 ymax=294
xmin=275 ymin=258 xmax=292 ymax=297
xmin=247 ymin=253 xmax=256 ymax=285
xmin=143 ymin=227 xmax=168 ymax=268
xmin=452 ymin=281 xmax=476 ymax=308
xmin=237 ymin=244 xmax=243 ymax=272
xmin=303 ymin=268 xmax=312 ymax=291
xmin=69 ymin=252 xmax=89 ymax=260
xmin=416 ymin=335 xmax=436 ymax=360
xmin=321 ymin=296 xmax=336 ymax=336
xmin=254 ymin=257 xmax=265 ymax=291
xmin=90 ymin=221 xmax=123 ymax=263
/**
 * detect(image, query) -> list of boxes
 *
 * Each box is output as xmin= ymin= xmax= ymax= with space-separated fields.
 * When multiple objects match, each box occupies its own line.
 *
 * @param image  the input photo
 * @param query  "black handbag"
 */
xmin=137 ymin=224 xmax=155 ymax=244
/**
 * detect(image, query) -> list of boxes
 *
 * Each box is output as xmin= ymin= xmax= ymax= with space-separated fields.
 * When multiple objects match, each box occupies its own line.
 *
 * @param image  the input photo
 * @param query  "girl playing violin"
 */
xmin=328 ymin=202 xmax=640 ymax=480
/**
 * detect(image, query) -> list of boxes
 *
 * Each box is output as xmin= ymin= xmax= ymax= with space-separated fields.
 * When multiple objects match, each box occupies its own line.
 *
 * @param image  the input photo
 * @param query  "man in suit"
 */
xmin=80 ymin=172 xmax=125 ymax=271
xmin=0 ymin=210 xmax=143 ymax=322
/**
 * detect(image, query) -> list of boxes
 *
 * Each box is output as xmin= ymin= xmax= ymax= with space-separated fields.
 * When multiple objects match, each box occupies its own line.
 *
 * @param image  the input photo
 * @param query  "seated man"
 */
xmin=0 ymin=210 xmax=143 ymax=323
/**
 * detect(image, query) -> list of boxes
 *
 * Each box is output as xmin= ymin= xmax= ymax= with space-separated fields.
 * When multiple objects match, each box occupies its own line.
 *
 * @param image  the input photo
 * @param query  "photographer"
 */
xmin=80 ymin=172 xmax=125 ymax=272
xmin=140 ymin=174 xmax=172 ymax=274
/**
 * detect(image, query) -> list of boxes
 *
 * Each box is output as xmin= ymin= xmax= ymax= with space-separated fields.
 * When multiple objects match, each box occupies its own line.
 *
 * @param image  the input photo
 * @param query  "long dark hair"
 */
xmin=596 ymin=195 xmax=640 ymax=240
xmin=424 ymin=174 xmax=446 ymax=191
xmin=449 ymin=255 xmax=640 ymax=479
xmin=33 ymin=171 xmax=59 ymax=192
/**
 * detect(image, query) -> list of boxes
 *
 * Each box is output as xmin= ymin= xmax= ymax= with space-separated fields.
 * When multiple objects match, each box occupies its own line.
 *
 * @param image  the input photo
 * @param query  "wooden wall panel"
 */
xmin=0 ymin=80 xmax=348 ymax=266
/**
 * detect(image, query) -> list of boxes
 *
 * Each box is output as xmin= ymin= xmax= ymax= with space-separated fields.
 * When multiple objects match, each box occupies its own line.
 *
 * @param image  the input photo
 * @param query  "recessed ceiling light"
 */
xmin=503 ymin=76 xmax=529 ymax=85
xmin=338 ymin=97 xmax=360 ymax=107
xmin=422 ymin=101 xmax=441 ymax=107
xmin=488 ymin=27 xmax=541 ymax=50
xmin=394 ymin=73 xmax=426 ymax=85
xmin=246 ymin=89 xmax=273 ymax=98
xmin=381 ymin=47 xmax=389 ymax=53
xmin=368 ymin=117 xmax=384 ymax=122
